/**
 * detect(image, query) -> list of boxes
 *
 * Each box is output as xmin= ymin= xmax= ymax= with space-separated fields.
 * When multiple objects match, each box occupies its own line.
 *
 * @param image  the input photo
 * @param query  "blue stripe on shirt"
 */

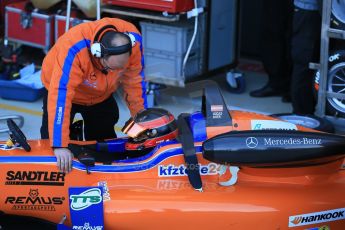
xmin=53 ymin=39 xmax=91 ymax=146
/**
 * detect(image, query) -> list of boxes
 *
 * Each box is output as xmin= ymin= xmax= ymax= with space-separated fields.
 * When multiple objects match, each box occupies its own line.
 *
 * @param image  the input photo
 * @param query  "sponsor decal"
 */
xmin=315 ymin=71 xmax=320 ymax=85
xmin=56 ymin=107 xmax=63 ymax=125
xmin=72 ymin=222 xmax=103 ymax=230
xmin=289 ymin=208 xmax=345 ymax=227
xmin=82 ymin=79 xmax=97 ymax=88
xmin=211 ymin=105 xmax=223 ymax=112
xmin=5 ymin=171 xmax=65 ymax=186
xmin=329 ymin=53 xmax=340 ymax=62
xmin=157 ymin=180 xmax=191 ymax=190
xmin=70 ymin=188 xmax=102 ymax=211
xmin=5 ymin=188 xmax=65 ymax=211
xmin=211 ymin=104 xmax=223 ymax=119
xmin=158 ymin=163 xmax=218 ymax=177
xmin=246 ymin=137 xmax=258 ymax=148
xmin=251 ymin=120 xmax=297 ymax=130
xmin=264 ymin=138 xmax=322 ymax=146
xmin=69 ymin=187 xmax=104 ymax=229
xmin=98 ymin=181 xmax=111 ymax=202
xmin=244 ymin=137 xmax=322 ymax=149
xmin=156 ymin=180 xmax=219 ymax=190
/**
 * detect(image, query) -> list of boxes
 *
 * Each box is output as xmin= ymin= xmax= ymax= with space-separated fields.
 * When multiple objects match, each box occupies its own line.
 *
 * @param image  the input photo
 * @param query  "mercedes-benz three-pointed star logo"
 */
xmin=246 ymin=137 xmax=258 ymax=148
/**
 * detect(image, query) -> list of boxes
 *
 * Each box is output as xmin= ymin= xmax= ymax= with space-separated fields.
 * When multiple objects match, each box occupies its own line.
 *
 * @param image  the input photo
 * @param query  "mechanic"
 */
xmin=290 ymin=0 xmax=322 ymax=115
xmin=40 ymin=17 xmax=147 ymax=173
xmin=250 ymin=0 xmax=293 ymax=102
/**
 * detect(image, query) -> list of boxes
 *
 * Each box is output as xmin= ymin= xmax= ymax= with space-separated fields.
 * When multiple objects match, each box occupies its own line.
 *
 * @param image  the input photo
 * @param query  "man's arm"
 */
xmin=47 ymin=40 xmax=88 ymax=148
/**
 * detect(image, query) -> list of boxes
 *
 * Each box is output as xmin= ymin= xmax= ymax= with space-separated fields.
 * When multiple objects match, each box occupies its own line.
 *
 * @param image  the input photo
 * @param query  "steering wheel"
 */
xmin=7 ymin=119 xmax=31 ymax=152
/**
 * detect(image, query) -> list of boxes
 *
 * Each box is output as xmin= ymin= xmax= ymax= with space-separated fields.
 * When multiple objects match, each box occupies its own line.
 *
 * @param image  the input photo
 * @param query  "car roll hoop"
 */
xmin=177 ymin=113 xmax=203 ymax=192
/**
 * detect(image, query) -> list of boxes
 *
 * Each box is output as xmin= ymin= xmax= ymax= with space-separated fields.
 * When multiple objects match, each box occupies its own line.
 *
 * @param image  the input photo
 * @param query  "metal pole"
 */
xmin=97 ymin=0 xmax=101 ymax=20
xmin=65 ymin=0 xmax=72 ymax=32
xmin=315 ymin=0 xmax=332 ymax=117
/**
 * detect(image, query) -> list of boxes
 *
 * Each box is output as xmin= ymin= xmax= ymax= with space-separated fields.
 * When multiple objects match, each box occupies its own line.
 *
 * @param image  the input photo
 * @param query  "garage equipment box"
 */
xmin=0 ymin=79 xmax=44 ymax=102
xmin=140 ymin=20 xmax=203 ymax=87
xmin=102 ymin=0 xmax=194 ymax=13
xmin=55 ymin=14 xmax=90 ymax=42
xmin=0 ymin=0 xmax=22 ymax=19
xmin=5 ymin=1 xmax=54 ymax=53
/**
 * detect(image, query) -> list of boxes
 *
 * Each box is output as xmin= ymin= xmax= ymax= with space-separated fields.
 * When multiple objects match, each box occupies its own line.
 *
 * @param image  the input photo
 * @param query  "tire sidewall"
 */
xmin=272 ymin=113 xmax=335 ymax=133
xmin=313 ymin=50 xmax=345 ymax=117
xmin=331 ymin=1 xmax=345 ymax=30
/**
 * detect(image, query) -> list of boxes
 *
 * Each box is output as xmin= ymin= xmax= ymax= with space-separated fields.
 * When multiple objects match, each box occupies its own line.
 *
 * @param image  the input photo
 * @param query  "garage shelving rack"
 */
xmin=310 ymin=0 xmax=345 ymax=133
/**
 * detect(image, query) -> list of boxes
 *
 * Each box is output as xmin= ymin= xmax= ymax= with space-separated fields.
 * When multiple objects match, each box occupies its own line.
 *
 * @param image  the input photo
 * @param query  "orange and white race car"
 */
xmin=0 ymin=84 xmax=344 ymax=230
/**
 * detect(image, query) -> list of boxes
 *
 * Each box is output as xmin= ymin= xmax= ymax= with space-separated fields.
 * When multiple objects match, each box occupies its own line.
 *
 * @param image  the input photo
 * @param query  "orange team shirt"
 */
xmin=41 ymin=17 xmax=147 ymax=147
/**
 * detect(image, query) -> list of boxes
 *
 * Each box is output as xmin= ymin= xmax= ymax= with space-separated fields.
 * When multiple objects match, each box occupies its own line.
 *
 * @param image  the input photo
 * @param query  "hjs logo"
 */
xmin=70 ymin=188 xmax=102 ymax=211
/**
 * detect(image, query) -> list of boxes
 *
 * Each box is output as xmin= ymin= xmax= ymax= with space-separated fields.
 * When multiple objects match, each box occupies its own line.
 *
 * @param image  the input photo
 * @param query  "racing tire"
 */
xmin=331 ymin=0 xmax=345 ymax=30
xmin=314 ymin=50 xmax=345 ymax=118
xmin=6 ymin=118 xmax=31 ymax=151
xmin=272 ymin=113 xmax=335 ymax=133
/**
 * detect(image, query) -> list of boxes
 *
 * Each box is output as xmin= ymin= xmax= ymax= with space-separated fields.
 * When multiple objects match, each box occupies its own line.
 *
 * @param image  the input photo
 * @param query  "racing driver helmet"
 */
xmin=122 ymin=108 xmax=178 ymax=150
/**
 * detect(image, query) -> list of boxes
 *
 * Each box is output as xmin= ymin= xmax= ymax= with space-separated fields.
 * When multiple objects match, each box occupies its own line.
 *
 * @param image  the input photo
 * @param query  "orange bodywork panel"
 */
xmin=1 ymin=106 xmax=345 ymax=229
xmin=0 ymin=138 xmax=345 ymax=229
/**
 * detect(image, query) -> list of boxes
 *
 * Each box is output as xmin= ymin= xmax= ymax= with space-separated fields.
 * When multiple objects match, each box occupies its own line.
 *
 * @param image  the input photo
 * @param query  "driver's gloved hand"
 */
xmin=53 ymin=147 xmax=73 ymax=173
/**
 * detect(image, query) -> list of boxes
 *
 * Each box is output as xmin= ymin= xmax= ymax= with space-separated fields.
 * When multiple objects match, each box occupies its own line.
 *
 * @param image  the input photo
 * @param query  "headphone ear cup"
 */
xmin=124 ymin=32 xmax=136 ymax=47
xmin=91 ymin=42 xmax=102 ymax=58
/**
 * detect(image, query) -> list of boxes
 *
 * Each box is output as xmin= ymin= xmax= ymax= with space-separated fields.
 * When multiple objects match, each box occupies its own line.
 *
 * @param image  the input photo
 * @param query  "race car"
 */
xmin=0 ymin=84 xmax=344 ymax=230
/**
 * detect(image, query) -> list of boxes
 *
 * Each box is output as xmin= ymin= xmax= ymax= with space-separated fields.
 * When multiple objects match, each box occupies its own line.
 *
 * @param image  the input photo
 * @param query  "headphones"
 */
xmin=90 ymin=25 xmax=136 ymax=58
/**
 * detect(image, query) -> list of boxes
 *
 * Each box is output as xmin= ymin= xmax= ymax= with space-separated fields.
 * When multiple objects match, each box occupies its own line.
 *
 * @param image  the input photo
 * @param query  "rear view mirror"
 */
xmin=78 ymin=152 xmax=95 ymax=174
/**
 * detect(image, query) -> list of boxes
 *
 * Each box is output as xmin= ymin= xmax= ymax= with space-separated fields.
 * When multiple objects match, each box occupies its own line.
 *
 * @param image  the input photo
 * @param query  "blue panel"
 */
xmin=188 ymin=112 xmax=207 ymax=142
xmin=69 ymin=187 xmax=104 ymax=229
xmin=57 ymin=224 xmax=72 ymax=230
xmin=97 ymin=138 xmax=128 ymax=153
xmin=0 ymin=144 xmax=203 ymax=173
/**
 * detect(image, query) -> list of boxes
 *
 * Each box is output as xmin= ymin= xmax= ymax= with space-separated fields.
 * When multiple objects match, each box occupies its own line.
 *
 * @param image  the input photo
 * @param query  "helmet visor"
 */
xmin=122 ymin=117 xmax=148 ymax=138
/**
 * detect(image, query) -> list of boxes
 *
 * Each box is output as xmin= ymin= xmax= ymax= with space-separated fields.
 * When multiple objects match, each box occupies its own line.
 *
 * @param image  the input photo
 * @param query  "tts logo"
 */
xmin=246 ymin=137 xmax=258 ymax=149
xmin=70 ymin=188 xmax=102 ymax=211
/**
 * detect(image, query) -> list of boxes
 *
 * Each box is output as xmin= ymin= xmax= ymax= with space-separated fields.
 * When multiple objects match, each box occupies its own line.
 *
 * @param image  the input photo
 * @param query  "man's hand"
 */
xmin=53 ymin=148 xmax=73 ymax=173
